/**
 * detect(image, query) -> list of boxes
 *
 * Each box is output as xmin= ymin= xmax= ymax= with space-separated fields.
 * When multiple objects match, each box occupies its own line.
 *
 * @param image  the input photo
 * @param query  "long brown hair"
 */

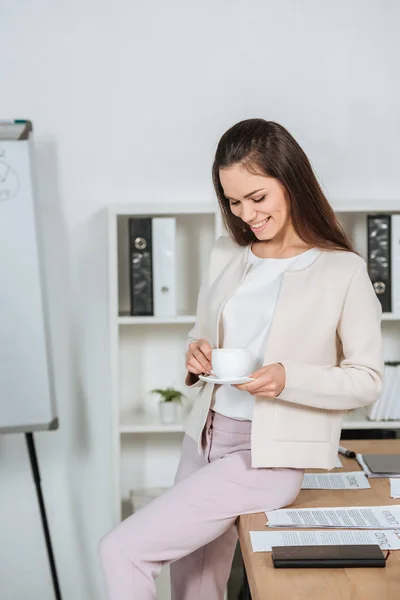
xmin=212 ymin=119 xmax=355 ymax=252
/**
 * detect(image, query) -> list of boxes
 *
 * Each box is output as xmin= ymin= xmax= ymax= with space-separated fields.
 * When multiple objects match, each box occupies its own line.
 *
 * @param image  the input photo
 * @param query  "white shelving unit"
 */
xmin=108 ymin=202 xmax=222 ymax=528
xmin=108 ymin=200 xmax=400 ymax=526
xmin=382 ymin=314 xmax=400 ymax=321
xmin=331 ymin=200 xmax=400 ymax=213
xmin=333 ymin=201 xmax=400 ymax=433
xmin=117 ymin=315 xmax=197 ymax=325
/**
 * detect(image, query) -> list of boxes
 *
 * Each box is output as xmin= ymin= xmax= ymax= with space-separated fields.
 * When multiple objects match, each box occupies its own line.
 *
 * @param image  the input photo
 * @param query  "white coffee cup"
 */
xmin=211 ymin=348 xmax=253 ymax=379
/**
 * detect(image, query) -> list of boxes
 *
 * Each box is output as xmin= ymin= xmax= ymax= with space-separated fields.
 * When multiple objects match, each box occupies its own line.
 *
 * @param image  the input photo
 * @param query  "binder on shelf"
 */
xmin=383 ymin=365 xmax=397 ymax=421
xmin=367 ymin=214 xmax=391 ymax=312
xmin=129 ymin=218 xmax=154 ymax=316
xmin=367 ymin=362 xmax=400 ymax=421
xmin=391 ymin=214 xmax=400 ymax=315
xmin=152 ymin=218 xmax=176 ymax=317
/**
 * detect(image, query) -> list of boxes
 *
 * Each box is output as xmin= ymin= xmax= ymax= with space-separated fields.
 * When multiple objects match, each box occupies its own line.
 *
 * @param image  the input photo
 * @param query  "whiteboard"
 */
xmin=0 ymin=124 xmax=58 ymax=433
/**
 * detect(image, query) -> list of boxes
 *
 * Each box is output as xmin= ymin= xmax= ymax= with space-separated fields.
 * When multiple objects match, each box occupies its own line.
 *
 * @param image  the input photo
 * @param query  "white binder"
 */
xmin=391 ymin=214 xmax=400 ymax=315
xmin=152 ymin=217 xmax=176 ymax=317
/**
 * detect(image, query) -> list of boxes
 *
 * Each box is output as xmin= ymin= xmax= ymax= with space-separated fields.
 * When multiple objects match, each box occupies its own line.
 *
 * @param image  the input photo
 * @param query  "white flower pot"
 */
xmin=159 ymin=401 xmax=179 ymax=424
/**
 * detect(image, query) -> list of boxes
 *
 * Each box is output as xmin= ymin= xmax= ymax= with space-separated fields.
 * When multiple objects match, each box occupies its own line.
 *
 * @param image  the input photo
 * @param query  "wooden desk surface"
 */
xmin=238 ymin=440 xmax=400 ymax=600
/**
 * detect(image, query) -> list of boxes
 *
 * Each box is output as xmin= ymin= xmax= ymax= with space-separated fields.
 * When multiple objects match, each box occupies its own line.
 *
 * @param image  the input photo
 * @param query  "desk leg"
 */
xmin=241 ymin=559 xmax=252 ymax=600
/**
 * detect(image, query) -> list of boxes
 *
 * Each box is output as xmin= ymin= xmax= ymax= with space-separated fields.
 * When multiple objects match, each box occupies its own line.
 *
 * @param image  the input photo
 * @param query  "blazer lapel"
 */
xmin=209 ymin=249 xmax=250 ymax=348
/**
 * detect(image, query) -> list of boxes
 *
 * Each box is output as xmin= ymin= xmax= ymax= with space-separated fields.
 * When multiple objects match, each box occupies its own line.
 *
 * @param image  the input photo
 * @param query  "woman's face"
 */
xmin=219 ymin=164 xmax=292 ymax=242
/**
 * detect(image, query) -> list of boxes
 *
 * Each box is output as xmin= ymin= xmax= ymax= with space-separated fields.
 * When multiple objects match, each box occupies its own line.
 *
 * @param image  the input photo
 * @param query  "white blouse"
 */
xmin=211 ymin=247 xmax=321 ymax=421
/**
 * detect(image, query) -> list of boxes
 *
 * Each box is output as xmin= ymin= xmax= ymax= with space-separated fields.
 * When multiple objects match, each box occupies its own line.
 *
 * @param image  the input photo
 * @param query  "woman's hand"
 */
xmin=186 ymin=338 xmax=213 ymax=375
xmin=235 ymin=363 xmax=286 ymax=397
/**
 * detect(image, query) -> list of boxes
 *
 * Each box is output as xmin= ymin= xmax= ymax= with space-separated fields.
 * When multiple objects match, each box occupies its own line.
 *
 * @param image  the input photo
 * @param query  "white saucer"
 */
xmin=198 ymin=375 xmax=255 ymax=385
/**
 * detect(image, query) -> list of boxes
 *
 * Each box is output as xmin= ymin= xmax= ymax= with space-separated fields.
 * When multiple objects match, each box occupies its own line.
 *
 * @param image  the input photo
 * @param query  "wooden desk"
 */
xmin=238 ymin=440 xmax=400 ymax=600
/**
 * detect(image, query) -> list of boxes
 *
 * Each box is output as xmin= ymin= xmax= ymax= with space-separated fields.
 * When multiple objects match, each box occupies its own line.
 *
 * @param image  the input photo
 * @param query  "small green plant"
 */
xmin=151 ymin=387 xmax=185 ymax=403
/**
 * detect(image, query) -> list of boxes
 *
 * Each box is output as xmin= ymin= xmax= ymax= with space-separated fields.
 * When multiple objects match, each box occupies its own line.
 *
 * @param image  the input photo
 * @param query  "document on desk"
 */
xmin=265 ymin=506 xmax=400 ymax=529
xmin=301 ymin=471 xmax=370 ymax=490
xmin=250 ymin=529 xmax=400 ymax=552
xmin=390 ymin=479 xmax=400 ymax=498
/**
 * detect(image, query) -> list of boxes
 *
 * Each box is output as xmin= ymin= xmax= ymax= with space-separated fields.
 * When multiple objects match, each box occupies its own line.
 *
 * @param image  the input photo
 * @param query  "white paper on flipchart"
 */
xmin=0 ymin=161 xmax=8 ymax=180
xmin=301 ymin=471 xmax=370 ymax=490
xmin=265 ymin=506 xmax=400 ymax=529
xmin=390 ymin=479 xmax=400 ymax=499
xmin=250 ymin=529 xmax=400 ymax=552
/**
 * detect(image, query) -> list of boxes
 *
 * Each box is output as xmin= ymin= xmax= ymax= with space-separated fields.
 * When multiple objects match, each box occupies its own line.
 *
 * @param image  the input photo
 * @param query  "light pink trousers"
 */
xmin=99 ymin=410 xmax=304 ymax=600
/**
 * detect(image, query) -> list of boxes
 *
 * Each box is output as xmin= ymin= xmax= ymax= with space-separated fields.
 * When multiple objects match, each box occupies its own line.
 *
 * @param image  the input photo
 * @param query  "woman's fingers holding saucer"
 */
xmin=235 ymin=374 xmax=273 ymax=392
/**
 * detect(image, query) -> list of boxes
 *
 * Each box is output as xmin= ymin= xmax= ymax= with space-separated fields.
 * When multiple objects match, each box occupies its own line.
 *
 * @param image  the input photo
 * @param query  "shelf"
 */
xmin=117 ymin=313 xmax=399 ymax=325
xmin=120 ymin=414 xmax=184 ymax=433
xmin=110 ymin=200 xmax=400 ymax=216
xmin=381 ymin=314 xmax=400 ymax=321
xmin=110 ymin=202 xmax=217 ymax=217
xmin=118 ymin=315 xmax=196 ymax=325
xmin=109 ymin=199 xmax=400 ymax=524
xmin=119 ymin=409 xmax=400 ymax=433
xmin=332 ymin=200 xmax=400 ymax=213
xmin=342 ymin=408 xmax=400 ymax=430
xmin=117 ymin=313 xmax=400 ymax=326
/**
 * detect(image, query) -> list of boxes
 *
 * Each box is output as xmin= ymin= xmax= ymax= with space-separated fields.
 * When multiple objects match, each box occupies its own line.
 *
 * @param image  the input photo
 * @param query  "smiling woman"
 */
xmin=99 ymin=119 xmax=383 ymax=600
xmin=219 ymin=168 xmax=291 ymax=251
xmin=212 ymin=119 xmax=354 ymax=255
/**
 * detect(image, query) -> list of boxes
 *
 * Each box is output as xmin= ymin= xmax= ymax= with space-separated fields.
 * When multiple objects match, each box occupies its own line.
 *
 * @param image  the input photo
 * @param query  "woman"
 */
xmin=100 ymin=119 xmax=383 ymax=600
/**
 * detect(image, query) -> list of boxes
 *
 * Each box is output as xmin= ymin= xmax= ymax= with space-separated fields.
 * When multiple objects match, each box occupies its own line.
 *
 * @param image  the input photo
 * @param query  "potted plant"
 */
xmin=151 ymin=387 xmax=185 ymax=424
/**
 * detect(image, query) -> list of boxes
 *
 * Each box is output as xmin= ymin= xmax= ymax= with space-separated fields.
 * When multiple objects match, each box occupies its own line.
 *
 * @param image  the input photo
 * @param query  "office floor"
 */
xmin=155 ymin=566 xmax=171 ymax=600
xmin=227 ymin=542 xmax=246 ymax=599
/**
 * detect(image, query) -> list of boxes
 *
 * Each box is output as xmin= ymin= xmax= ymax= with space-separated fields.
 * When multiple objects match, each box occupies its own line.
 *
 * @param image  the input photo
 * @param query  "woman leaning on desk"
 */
xmin=99 ymin=119 xmax=384 ymax=600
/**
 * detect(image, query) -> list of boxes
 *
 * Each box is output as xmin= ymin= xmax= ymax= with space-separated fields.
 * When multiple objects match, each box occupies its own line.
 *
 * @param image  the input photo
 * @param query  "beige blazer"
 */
xmin=184 ymin=236 xmax=383 ymax=470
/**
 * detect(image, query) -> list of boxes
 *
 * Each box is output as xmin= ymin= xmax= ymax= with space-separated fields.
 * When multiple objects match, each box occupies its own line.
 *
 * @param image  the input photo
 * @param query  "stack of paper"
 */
xmin=301 ymin=472 xmax=370 ymax=490
xmin=250 ymin=529 xmax=400 ymax=552
xmin=265 ymin=505 xmax=400 ymax=529
xmin=390 ymin=479 xmax=400 ymax=498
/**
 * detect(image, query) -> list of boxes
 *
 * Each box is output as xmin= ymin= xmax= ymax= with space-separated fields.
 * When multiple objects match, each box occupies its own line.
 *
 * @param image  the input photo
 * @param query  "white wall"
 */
xmin=0 ymin=1 xmax=399 ymax=598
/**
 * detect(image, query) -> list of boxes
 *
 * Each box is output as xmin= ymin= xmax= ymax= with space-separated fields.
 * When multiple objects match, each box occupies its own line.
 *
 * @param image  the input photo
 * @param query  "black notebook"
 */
xmin=271 ymin=545 xmax=386 ymax=568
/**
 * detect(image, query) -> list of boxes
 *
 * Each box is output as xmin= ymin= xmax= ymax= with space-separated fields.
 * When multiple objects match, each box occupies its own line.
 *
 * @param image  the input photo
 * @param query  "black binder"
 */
xmin=128 ymin=218 xmax=153 ymax=316
xmin=367 ymin=214 xmax=391 ymax=312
